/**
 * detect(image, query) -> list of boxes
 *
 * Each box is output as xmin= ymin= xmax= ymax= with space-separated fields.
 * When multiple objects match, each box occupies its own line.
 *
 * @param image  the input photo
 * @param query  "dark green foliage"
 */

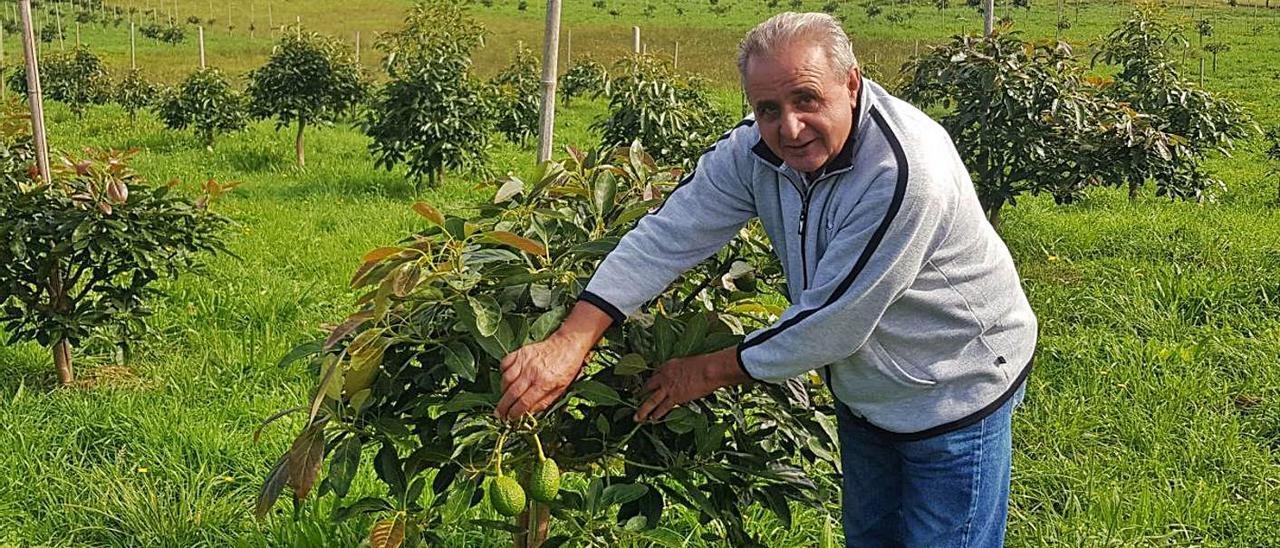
xmin=258 ymin=144 xmax=835 ymax=545
xmin=1265 ymin=126 xmax=1280 ymax=203
xmin=0 ymin=121 xmax=231 ymax=368
xmin=364 ymin=0 xmax=494 ymax=188
xmin=246 ymin=28 xmax=367 ymax=166
xmin=139 ymin=22 xmax=185 ymax=44
xmin=902 ymin=32 xmax=1190 ymax=228
xmin=489 ymin=43 xmax=541 ymax=146
xmin=157 ymin=68 xmax=249 ymax=147
xmin=114 ymin=68 xmax=156 ymax=123
xmin=597 ymin=54 xmax=728 ymax=166
xmin=7 ymin=48 xmax=112 ymax=119
xmin=1094 ymin=10 xmax=1254 ymax=200
xmin=560 ymin=59 xmax=609 ymax=106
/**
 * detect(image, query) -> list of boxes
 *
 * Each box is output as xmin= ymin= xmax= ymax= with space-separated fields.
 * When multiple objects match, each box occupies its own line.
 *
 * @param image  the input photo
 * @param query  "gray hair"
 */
xmin=737 ymin=12 xmax=859 ymax=85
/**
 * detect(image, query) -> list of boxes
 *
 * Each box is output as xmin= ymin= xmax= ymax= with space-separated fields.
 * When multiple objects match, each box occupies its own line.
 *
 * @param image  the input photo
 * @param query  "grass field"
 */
xmin=1 ymin=0 xmax=1278 ymax=546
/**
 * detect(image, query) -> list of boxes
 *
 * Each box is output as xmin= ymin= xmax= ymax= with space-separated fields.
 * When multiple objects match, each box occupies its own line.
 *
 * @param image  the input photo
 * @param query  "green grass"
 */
xmin=0 ymin=0 xmax=1278 ymax=546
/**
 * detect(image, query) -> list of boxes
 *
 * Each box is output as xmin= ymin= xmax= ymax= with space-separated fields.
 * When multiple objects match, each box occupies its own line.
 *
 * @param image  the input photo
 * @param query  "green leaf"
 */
xmin=614 ymin=353 xmax=649 ymax=376
xmin=329 ymin=435 xmax=362 ymax=498
xmin=529 ymin=306 xmax=567 ymax=342
xmin=442 ymin=341 xmax=477 ymax=382
xmin=494 ymin=176 xmax=525 ymax=203
xmin=277 ymin=340 xmax=323 ymax=369
xmin=600 ymin=483 xmax=649 ymax=508
xmin=469 ymin=295 xmax=502 ymax=337
xmin=592 ymin=171 xmax=618 ymax=217
xmin=574 ymin=380 xmax=623 ymax=405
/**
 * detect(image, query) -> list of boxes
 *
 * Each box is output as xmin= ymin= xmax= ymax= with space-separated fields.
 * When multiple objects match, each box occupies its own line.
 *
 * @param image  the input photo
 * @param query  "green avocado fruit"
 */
xmin=490 ymin=476 xmax=526 ymax=517
xmin=528 ymin=459 xmax=561 ymax=502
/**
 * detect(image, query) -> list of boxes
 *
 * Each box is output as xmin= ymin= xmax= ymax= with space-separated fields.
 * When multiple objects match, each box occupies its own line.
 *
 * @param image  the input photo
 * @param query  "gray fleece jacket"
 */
xmin=580 ymin=77 xmax=1038 ymax=439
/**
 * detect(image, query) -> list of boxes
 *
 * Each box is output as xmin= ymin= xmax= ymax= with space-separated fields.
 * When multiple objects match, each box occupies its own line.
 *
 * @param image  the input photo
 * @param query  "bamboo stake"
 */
xmin=632 ymin=25 xmax=639 ymax=53
xmin=983 ymin=0 xmax=994 ymax=36
xmin=198 ymin=25 xmax=205 ymax=68
xmin=130 ymin=21 xmax=136 ymax=69
xmin=674 ymin=41 xmax=678 ymax=69
xmin=355 ymin=31 xmax=360 ymax=64
xmin=536 ymin=0 xmax=562 ymax=163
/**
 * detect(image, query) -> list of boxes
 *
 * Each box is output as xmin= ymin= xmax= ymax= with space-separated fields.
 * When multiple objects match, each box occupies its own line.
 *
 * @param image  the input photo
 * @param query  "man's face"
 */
xmin=745 ymin=43 xmax=860 ymax=176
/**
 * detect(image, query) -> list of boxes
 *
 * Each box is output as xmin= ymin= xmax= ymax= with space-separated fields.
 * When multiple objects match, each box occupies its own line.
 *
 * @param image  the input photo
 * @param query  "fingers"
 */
xmin=634 ymin=389 xmax=668 ymax=423
xmin=506 ymin=385 xmax=549 ymax=419
xmin=651 ymin=396 xmax=678 ymax=421
xmin=495 ymin=376 xmax=533 ymax=419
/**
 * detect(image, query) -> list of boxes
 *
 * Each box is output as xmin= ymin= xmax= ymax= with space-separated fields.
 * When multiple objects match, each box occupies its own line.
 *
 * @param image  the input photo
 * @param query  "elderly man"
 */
xmin=497 ymin=12 xmax=1037 ymax=547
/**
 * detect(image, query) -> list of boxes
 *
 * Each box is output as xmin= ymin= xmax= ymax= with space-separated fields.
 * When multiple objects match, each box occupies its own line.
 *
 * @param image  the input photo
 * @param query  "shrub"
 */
xmin=256 ymin=144 xmax=835 ymax=546
xmin=114 ymin=68 xmax=156 ymax=123
xmin=597 ymin=54 xmax=727 ymax=166
xmin=489 ymin=43 xmax=541 ymax=146
xmin=246 ymin=28 xmax=367 ymax=167
xmin=559 ymin=58 xmax=609 ymax=106
xmin=7 ymin=48 xmax=112 ymax=118
xmin=364 ymin=0 xmax=494 ymax=189
xmin=157 ymin=68 xmax=249 ymax=147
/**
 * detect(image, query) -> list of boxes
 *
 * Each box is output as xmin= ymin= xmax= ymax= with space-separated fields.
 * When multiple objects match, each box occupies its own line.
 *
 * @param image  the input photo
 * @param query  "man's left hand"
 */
xmin=634 ymin=346 xmax=751 ymax=422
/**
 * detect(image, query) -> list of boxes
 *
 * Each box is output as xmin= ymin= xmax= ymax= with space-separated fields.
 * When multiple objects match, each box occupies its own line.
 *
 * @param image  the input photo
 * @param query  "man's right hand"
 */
xmin=495 ymin=300 xmax=614 ymax=421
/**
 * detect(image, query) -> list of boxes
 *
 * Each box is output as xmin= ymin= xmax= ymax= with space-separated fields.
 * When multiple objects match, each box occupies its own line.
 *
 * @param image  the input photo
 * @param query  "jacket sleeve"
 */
xmin=736 ymin=167 xmax=954 ymax=383
xmin=580 ymin=126 xmax=757 ymax=323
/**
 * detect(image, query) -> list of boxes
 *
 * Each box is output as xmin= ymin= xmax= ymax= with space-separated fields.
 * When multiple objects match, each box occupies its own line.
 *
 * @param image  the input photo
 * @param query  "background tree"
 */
xmin=489 ymin=43 xmax=541 ymax=146
xmin=363 ymin=0 xmax=494 ymax=190
xmin=7 ymin=48 xmax=112 ymax=119
xmin=902 ymin=32 xmax=1183 ymax=229
xmin=157 ymin=68 xmax=248 ymax=148
xmin=246 ymin=27 xmax=366 ymax=167
xmin=597 ymin=54 xmax=727 ymax=166
xmin=1094 ymin=10 xmax=1254 ymax=200
xmin=114 ymin=68 xmax=156 ymax=124
xmin=0 ymin=121 xmax=232 ymax=384
xmin=559 ymin=58 xmax=609 ymax=106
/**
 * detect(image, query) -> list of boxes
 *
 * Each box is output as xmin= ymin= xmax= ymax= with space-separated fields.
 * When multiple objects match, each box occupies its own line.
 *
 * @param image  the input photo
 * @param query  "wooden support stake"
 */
xmin=983 ymin=0 xmax=994 ymax=36
xmin=632 ymin=25 xmax=639 ymax=53
xmin=56 ymin=5 xmax=65 ymax=50
xmin=674 ymin=41 xmax=679 ymax=69
xmin=130 ymin=21 xmax=136 ymax=69
xmin=198 ymin=25 xmax=205 ymax=68
xmin=355 ymin=31 xmax=360 ymax=64
xmin=536 ymin=0 xmax=562 ymax=164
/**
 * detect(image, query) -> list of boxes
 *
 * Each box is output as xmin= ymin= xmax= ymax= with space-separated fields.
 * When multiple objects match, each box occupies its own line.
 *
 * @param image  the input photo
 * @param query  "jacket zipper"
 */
xmin=784 ymin=170 xmax=845 ymax=291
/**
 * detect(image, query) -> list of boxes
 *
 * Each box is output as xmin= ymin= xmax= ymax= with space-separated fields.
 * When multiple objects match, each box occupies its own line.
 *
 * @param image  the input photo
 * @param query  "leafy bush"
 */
xmin=157 ymin=68 xmax=249 ymax=147
xmin=1094 ymin=10 xmax=1254 ymax=200
xmin=256 ymin=144 xmax=835 ymax=546
xmin=1265 ymin=126 xmax=1280 ymax=204
xmin=489 ymin=43 xmax=541 ymax=146
xmin=364 ymin=0 xmax=494 ymax=189
xmin=597 ymin=54 xmax=727 ymax=166
xmin=0 ymin=120 xmax=232 ymax=384
xmin=247 ymin=28 xmax=367 ymax=167
xmin=114 ymin=68 xmax=156 ymax=123
xmin=139 ymin=22 xmax=186 ymax=44
xmin=559 ymin=58 xmax=609 ymax=106
xmin=7 ymin=48 xmax=112 ymax=118
xmin=902 ymin=32 xmax=1187 ymax=229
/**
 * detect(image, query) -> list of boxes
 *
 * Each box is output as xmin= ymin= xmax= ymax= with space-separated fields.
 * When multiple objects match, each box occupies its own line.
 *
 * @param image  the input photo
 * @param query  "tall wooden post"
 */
xmin=130 ymin=21 xmax=136 ymax=69
xmin=566 ymin=29 xmax=571 ymax=66
xmin=632 ymin=26 xmax=639 ymax=53
xmin=983 ymin=0 xmax=994 ymax=36
xmin=355 ymin=31 xmax=360 ymax=64
xmin=674 ymin=41 xmax=679 ymax=69
xmin=56 ymin=4 xmax=65 ymax=49
xmin=198 ymin=25 xmax=205 ymax=68
xmin=20 ymin=0 xmax=68 ymax=385
xmin=537 ymin=0 xmax=562 ymax=164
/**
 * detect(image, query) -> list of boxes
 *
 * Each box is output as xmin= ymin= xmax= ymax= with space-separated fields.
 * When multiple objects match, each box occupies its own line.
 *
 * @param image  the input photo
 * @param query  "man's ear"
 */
xmin=847 ymin=66 xmax=861 ymax=101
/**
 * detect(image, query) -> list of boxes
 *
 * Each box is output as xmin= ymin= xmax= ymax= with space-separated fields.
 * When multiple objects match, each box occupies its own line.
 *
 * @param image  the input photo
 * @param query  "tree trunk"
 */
xmin=1128 ymin=179 xmax=1141 ymax=202
xmin=48 ymin=262 xmax=74 ymax=384
xmin=986 ymin=198 xmax=1004 ymax=234
xmin=513 ymin=501 xmax=551 ymax=548
xmin=295 ymin=116 xmax=306 ymax=167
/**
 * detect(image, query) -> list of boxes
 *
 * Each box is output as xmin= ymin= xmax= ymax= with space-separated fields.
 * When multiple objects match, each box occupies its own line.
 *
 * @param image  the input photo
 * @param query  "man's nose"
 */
xmin=780 ymin=112 xmax=804 ymax=141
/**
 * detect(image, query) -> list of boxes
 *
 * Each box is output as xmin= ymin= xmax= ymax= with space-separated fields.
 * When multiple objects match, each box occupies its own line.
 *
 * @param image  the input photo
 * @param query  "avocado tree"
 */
xmin=0 ymin=119 xmax=232 ymax=384
xmin=597 ymin=54 xmax=727 ymax=166
xmin=157 ymin=67 xmax=248 ymax=147
xmin=364 ymin=0 xmax=494 ymax=190
xmin=246 ymin=27 xmax=367 ymax=167
xmin=7 ymin=48 xmax=112 ymax=118
xmin=1094 ymin=10 xmax=1254 ymax=200
xmin=489 ymin=43 xmax=541 ymax=146
xmin=559 ymin=58 xmax=608 ymax=106
xmin=255 ymin=144 xmax=836 ymax=547
xmin=114 ymin=68 xmax=156 ymax=123
xmin=902 ymin=32 xmax=1185 ymax=229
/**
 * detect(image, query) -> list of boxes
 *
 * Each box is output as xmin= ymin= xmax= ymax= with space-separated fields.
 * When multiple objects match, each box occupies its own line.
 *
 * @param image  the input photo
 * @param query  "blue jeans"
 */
xmin=836 ymin=383 xmax=1026 ymax=548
